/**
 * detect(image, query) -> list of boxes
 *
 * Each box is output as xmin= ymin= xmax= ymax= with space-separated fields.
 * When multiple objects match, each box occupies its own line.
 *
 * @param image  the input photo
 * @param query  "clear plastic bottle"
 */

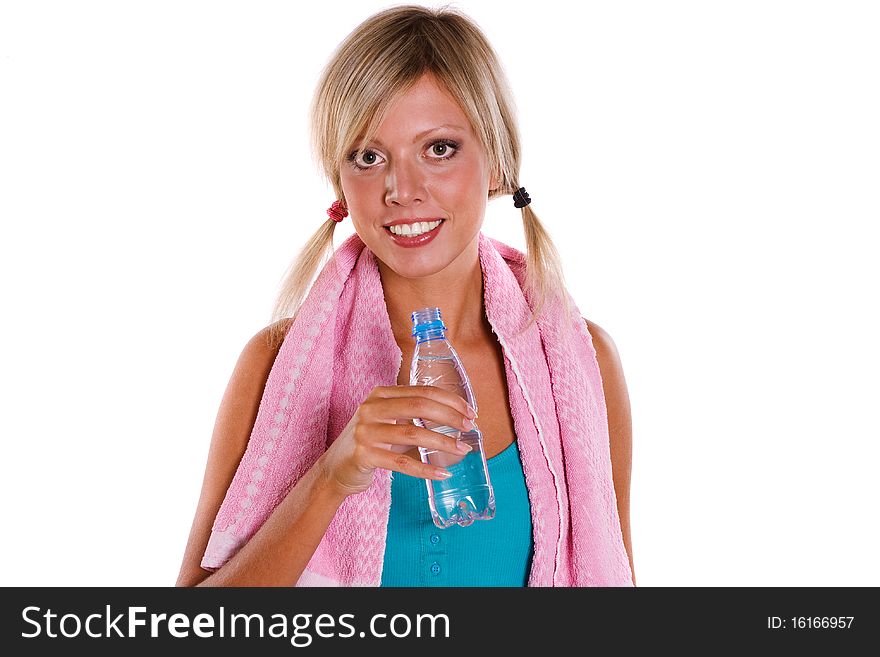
xmin=409 ymin=307 xmax=496 ymax=528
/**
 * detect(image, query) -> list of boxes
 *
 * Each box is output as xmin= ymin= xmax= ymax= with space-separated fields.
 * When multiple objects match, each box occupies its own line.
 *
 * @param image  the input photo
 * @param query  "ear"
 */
xmin=489 ymin=171 xmax=501 ymax=193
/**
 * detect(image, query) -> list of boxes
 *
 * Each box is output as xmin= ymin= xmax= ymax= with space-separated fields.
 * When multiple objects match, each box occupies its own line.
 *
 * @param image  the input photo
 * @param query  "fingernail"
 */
xmin=456 ymin=439 xmax=472 ymax=453
xmin=466 ymin=406 xmax=477 ymax=419
xmin=436 ymin=469 xmax=453 ymax=478
xmin=463 ymin=418 xmax=476 ymax=430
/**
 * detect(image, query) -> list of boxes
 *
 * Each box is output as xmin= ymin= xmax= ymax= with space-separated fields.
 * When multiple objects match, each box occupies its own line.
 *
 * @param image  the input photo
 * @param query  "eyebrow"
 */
xmin=361 ymin=124 xmax=468 ymax=147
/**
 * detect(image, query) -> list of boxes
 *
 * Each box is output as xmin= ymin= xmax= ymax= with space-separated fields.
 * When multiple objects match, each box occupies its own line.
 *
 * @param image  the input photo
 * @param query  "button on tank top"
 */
xmin=380 ymin=440 xmax=534 ymax=586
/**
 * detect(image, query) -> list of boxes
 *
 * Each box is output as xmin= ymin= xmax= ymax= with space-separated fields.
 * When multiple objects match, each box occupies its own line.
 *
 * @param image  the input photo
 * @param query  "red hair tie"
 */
xmin=327 ymin=200 xmax=348 ymax=223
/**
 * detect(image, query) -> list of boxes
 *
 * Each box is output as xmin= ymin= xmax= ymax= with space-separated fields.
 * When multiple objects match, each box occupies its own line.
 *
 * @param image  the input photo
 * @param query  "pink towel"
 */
xmin=202 ymin=231 xmax=633 ymax=586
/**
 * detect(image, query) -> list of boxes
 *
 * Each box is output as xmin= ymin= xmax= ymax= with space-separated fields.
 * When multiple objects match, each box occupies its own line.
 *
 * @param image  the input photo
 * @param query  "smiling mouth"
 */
xmin=383 ymin=219 xmax=445 ymax=236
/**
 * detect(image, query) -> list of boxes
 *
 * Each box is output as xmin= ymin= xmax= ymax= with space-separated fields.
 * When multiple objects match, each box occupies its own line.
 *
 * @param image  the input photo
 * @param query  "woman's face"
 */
xmin=340 ymin=72 xmax=498 ymax=278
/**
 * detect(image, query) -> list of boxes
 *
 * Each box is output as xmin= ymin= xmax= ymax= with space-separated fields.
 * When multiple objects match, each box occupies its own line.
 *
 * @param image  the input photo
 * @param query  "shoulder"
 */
xmin=211 ymin=317 xmax=298 ymax=480
xmin=583 ymin=318 xmax=629 ymax=406
xmin=254 ymin=316 xmax=295 ymax=354
xmin=231 ymin=317 xmax=295 ymax=394
xmin=583 ymin=318 xmax=621 ymax=368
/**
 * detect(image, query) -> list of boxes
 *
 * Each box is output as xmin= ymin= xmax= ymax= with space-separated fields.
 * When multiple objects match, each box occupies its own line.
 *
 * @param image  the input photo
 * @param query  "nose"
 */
xmin=384 ymin=158 xmax=426 ymax=207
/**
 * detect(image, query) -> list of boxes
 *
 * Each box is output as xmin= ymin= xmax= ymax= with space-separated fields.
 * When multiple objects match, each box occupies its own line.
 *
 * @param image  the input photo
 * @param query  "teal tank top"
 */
xmin=380 ymin=440 xmax=534 ymax=586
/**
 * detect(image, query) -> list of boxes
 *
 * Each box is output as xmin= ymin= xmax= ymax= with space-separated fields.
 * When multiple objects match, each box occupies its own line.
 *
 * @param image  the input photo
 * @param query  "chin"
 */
xmin=377 ymin=246 xmax=463 ymax=280
xmin=383 ymin=254 xmax=452 ymax=279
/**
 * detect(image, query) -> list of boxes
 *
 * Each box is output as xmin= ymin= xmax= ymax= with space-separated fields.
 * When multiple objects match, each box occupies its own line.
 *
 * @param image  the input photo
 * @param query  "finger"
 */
xmin=374 ymin=385 xmax=477 ymax=420
xmin=385 ymin=422 xmax=472 ymax=455
xmin=416 ymin=385 xmax=478 ymax=420
xmin=363 ymin=446 xmax=453 ymax=481
xmin=384 ymin=395 xmax=477 ymax=435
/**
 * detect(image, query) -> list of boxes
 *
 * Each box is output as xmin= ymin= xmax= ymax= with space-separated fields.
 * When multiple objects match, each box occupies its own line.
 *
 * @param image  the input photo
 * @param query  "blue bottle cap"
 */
xmin=411 ymin=307 xmax=446 ymax=336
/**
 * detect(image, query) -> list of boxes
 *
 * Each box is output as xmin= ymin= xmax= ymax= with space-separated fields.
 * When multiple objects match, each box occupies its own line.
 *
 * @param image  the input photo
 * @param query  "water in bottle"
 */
xmin=409 ymin=307 xmax=496 ymax=528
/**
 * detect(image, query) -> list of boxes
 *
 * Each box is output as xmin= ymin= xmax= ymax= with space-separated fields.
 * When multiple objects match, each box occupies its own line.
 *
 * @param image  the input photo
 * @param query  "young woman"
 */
xmin=176 ymin=5 xmax=635 ymax=587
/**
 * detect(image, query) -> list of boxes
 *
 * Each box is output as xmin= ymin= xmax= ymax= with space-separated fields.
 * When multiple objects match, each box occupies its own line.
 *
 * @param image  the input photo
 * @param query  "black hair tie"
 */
xmin=513 ymin=186 xmax=531 ymax=208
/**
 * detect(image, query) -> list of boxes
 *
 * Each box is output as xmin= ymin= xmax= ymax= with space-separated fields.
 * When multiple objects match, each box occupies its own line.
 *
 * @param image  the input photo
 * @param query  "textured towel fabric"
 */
xmin=201 ymin=231 xmax=633 ymax=586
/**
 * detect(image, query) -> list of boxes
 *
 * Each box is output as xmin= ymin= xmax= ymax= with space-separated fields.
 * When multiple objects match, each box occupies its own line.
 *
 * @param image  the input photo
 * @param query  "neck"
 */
xmin=377 ymin=240 xmax=487 ymax=350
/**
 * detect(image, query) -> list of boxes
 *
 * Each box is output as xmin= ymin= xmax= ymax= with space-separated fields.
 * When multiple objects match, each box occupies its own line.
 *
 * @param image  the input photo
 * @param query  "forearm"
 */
xmin=193 ymin=456 xmax=348 ymax=587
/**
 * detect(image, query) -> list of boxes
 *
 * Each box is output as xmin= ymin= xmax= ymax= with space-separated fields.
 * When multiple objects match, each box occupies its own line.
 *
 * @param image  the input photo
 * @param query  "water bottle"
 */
xmin=409 ymin=307 xmax=496 ymax=528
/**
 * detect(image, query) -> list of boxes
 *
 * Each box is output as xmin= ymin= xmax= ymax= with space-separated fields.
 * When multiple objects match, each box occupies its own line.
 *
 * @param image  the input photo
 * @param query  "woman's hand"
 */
xmin=317 ymin=385 xmax=477 ymax=498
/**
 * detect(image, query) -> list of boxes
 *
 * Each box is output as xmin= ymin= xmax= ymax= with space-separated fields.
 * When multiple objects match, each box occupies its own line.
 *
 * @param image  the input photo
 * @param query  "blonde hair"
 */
xmin=267 ymin=4 xmax=575 ymax=348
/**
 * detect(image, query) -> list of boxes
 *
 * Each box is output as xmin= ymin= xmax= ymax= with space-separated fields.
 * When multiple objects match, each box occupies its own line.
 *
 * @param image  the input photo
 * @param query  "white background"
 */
xmin=1 ymin=0 xmax=877 ymax=586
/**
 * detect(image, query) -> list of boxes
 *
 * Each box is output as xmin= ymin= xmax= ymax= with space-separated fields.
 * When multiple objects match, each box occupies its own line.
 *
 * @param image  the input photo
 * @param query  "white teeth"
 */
xmin=388 ymin=220 xmax=442 ymax=237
